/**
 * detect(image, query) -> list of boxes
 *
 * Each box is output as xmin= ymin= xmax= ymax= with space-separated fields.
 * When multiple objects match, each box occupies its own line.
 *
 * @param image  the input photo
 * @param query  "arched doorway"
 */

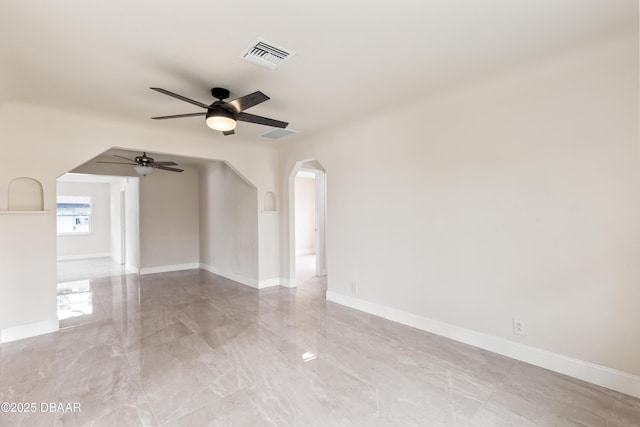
xmin=288 ymin=160 xmax=327 ymax=288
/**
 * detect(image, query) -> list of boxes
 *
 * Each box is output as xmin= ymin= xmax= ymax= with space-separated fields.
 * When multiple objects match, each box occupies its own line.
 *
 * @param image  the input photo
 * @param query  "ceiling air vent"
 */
xmin=261 ymin=128 xmax=298 ymax=140
xmin=240 ymin=38 xmax=295 ymax=70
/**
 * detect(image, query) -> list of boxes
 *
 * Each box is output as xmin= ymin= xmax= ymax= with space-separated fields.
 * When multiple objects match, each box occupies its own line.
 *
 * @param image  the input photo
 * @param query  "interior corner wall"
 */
xmin=139 ymin=167 xmax=199 ymax=271
xmin=57 ymin=181 xmax=111 ymax=259
xmin=199 ymin=161 xmax=259 ymax=285
xmin=278 ymin=32 xmax=640 ymax=377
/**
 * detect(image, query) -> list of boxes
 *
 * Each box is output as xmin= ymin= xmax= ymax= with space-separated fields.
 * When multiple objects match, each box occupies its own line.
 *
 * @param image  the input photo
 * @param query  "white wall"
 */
xmin=57 ymin=181 xmax=111 ymax=260
xmin=294 ymin=174 xmax=317 ymax=255
xmin=139 ymin=166 xmax=199 ymax=271
xmin=0 ymin=212 xmax=57 ymax=339
xmin=279 ymin=33 xmax=640 ymax=377
xmin=258 ymin=211 xmax=280 ymax=285
xmin=200 ymin=161 xmax=259 ymax=286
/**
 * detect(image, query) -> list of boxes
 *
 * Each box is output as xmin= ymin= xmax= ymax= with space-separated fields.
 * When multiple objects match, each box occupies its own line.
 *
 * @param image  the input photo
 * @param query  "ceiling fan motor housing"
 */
xmin=206 ymin=104 xmax=235 ymax=118
xmin=135 ymin=153 xmax=153 ymax=165
xmin=211 ymin=87 xmax=230 ymax=100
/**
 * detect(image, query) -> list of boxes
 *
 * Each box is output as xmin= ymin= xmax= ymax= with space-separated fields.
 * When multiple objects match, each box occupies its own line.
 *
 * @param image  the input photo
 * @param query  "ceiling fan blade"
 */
xmin=96 ymin=161 xmax=136 ymax=165
xmin=223 ymin=130 xmax=235 ymax=136
xmin=153 ymin=161 xmax=178 ymax=166
xmin=227 ymin=91 xmax=270 ymax=113
xmin=236 ymin=112 xmax=288 ymax=128
xmin=153 ymin=165 xmax=184 ymax=173
xmin=150 ymin=87 xmax=209 ymax=109
xmin=151 ymin=112 xmax=206 ymax=120
xmin=113 ymin=154 xmax=136 ymax=162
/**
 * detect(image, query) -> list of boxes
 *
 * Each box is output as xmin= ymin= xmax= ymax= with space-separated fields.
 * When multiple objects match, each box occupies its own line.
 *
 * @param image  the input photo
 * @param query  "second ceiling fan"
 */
xmin=150 ymin=87 xmax=288 ymax=136
xmin=97 ymin=152 xmax=183 ymax=176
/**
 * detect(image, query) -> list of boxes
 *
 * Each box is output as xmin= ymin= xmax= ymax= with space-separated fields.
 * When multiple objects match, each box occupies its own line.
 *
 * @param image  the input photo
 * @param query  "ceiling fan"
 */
xmin=150 ymin=87 xmax=288 ymax=135
xmin=97 ymin=152 xmax=183 ymax=176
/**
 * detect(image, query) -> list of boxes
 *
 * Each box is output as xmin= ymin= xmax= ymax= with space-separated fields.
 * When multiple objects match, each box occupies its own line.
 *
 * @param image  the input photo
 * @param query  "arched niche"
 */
xmin=264 ymin=191 xmax=277 ymax=212
xmin=8 ymin=177 xmax=44 ymax=211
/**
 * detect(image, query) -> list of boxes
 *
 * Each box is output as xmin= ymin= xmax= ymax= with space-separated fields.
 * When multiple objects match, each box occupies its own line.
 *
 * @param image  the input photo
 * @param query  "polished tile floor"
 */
xmin=1 ymin=259 xmax=639 ymax=426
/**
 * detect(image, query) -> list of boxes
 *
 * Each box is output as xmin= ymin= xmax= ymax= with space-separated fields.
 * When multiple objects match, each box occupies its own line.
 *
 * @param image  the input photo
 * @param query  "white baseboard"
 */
xmin=132 ymin=263 xmax=282 ymax=290
xmin=125 ymin=263 xmax=139 ymax=274
xmin=258 ymin=277 xmax=286 ymax=289
xmin=326 ymin=291 xmax=640 ymax=399
xmin=199 ymin=265 xmax=283 ymax=290
xmin=139 ymin=263 xmax=199 ymax=275
xmin=57 ymin=252 xmax=111 ymax=261
xmin=199 ymin=263 xmax=260 ymax=289
xmin=1 ymin=319 xmax=59 ymax=343
xmin=296 ymin=249 xmax=316 ymax=256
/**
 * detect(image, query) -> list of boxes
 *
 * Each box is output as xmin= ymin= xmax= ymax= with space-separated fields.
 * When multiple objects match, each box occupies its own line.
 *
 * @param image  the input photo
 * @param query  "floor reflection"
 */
xmin=56 ymin=257 xmax=131 ymax=328
xmin=57 ymin=256 xmax=137 ymax=283
xmin=57 ymin=280 xmax=93 ymax=320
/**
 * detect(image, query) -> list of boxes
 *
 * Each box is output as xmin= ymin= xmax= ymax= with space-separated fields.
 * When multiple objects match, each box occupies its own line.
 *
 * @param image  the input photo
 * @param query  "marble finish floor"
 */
xmin=2 ymin=269 xmax=640 ymax=426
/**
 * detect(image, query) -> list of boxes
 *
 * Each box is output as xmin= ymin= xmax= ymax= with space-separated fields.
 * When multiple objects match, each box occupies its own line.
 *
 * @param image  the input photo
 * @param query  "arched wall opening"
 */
xmin=0 ymin=101 xmax=280 ymax=342
xmin=54 ymin=148 xmax=266 ymax=328
xmin=288 ymin=159 xmax=327 ymax=288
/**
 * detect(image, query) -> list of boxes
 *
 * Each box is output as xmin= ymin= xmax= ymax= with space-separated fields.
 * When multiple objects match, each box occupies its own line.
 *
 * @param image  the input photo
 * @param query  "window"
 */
xmin=56 ymin=196 xmax=91 ymax=234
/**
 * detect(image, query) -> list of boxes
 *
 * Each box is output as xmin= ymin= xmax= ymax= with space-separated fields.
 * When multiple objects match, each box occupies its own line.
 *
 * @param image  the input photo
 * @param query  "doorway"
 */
xmin=289 ymin=161 xmax=327 ymax=288
xmin=55 ymin=173 xmax=139 ymax=326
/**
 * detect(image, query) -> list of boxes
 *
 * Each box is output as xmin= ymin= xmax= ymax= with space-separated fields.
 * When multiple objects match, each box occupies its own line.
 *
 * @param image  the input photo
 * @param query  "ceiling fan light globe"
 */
xmin=206 ymin=108 xmax=237 ymax=132
xmin=206 ymin=116 xmax=236 ymax=132
xmin=134 ymin=165 xmax=153 ymax=176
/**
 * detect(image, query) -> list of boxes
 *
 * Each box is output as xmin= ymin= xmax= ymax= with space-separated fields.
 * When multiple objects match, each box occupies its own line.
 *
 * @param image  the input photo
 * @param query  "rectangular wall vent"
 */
xmin=240 ymin=38 xmax=295 ymax=70
xmin=261 ymin=128 xmax=298 ymax=140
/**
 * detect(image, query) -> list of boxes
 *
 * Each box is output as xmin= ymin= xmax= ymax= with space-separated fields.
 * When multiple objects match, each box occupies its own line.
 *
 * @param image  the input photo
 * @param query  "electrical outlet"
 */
xmin=513 ymin=318 xmax=525 ymax=336
xmin=350 ymin=281 xmax=358 ymax=294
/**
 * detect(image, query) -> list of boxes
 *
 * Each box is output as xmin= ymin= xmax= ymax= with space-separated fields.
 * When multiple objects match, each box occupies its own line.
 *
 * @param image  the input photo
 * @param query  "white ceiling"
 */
xmin=0 ymin=1 xmax=635 ymax=143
